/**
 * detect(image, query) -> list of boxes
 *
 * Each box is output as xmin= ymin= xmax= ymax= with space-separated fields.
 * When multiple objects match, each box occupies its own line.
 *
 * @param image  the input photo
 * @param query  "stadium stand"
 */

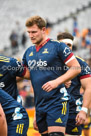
xmin=0 ymin=0 xmax=91 ymax=51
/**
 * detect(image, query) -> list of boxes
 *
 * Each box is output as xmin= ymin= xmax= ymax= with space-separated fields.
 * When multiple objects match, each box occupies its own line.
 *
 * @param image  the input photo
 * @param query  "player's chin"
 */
xmin=31 ymin=39 xmax=36 ymax=44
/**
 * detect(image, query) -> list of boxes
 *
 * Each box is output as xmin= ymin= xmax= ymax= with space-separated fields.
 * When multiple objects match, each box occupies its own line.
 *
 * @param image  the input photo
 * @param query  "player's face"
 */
xmin=59 ymin=39 xmax=72 ymax=50
xmin=65 ymin=43 xmax=72 ymax=50
xmin=26 ymin=24 xmax=46 ymax=45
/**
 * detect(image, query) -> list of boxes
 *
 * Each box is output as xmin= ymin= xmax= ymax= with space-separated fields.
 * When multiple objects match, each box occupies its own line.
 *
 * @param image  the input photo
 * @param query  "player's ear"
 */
xmin=42 ymin=27 xmax=46 ymax=33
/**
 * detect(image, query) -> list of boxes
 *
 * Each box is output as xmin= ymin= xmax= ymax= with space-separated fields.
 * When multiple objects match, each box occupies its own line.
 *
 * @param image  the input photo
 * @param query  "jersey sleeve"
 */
xmin=57 ymin=42 xmax=75 ymax=64
xmin=9 ymin=58 xmax=26 ymax=77
xmin=78 ymin=58 xmax=91 ymax=80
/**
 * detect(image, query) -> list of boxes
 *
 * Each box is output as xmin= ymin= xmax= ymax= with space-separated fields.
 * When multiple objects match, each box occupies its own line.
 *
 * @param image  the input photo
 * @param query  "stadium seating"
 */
xmin=0 ymin=0 xmax=91 ymax=53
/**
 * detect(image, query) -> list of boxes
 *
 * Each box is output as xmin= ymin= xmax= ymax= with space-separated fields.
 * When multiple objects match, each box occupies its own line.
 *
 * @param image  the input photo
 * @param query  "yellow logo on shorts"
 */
xmin=55 ymin=118 xmax=63 ymax=123
xmin=62 ymin=102 xmax=67 ymax=115
xmin=84 ymin=125 xmax=89 ymax=128
xmin=16 ymin=124 xmax=24 ymax=134
xmin=72 ymin=127 xmax=78 ymax=132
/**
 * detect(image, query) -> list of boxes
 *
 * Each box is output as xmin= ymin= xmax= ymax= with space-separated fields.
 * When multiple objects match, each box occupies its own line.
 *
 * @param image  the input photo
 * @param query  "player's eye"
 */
xmin=67 ymin=43 xmax=72 ymax=47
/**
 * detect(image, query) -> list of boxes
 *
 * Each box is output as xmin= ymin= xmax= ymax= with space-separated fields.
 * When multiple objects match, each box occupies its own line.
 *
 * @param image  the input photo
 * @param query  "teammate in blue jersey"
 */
xmin=0 ymin=104 xmax=7 ymax=136
xmin=0 ymin=88 xmax=29 ymax=136
xmin=22 ymin=16 xmax=81 ymax=136
xmin=57 ymin=32 xmax=91 ymax=136
xmin=0 ymin=55 xmax=29 ymax=102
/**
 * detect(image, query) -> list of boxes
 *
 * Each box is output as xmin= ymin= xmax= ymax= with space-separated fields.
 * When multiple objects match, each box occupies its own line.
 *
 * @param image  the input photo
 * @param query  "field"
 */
xmin=26 ymin=108 xmax=40 ymax=136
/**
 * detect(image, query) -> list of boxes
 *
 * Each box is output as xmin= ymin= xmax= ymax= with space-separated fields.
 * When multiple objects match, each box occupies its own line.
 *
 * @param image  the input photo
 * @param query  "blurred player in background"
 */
xmin=0 ymin=104 xmax=7 ymax=136
xmin=0 ymin=88 xmax=29 ymax=136
xmin=57 ymin=32 xmax=91 ymax=136
xmin=0 ymin=55 xmax=30 ymax=103
xmin=22 ymin=15 xmax=81 ymax=136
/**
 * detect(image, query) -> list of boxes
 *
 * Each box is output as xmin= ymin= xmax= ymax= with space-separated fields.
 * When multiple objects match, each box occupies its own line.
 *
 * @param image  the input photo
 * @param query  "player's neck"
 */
xmin=36 ymin=36 xmax=48 ymax=47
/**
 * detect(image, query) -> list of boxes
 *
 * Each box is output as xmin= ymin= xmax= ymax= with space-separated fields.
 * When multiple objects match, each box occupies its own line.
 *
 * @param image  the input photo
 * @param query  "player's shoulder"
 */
xmin=0 ymin=55 xmax=17 ymax=63
xmin=24 ymin=45 xmax=35 ymax=54
xmin=76 ymin=56 xmax=87 ymax=65
xmin=8 ymin=56 xmax=18 ymax=64
xmin=76 ymin=56 xmax=90 ymax=70
xmin=76 ymin=56 xmax=85 ymax=61
xmin=0 ymin=55 xmax=10 ymax=64
xmin=50 ymin=39 xmax=63 ymax=45
xmin=50 ymin=39 xmax=60 ymax=44
xmin=49 ymin=39 xmax=66 ymax=49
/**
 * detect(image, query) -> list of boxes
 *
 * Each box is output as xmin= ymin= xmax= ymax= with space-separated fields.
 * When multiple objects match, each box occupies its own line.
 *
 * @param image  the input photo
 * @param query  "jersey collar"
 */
xmin=35 ymin=38 xmax=50 ymax=52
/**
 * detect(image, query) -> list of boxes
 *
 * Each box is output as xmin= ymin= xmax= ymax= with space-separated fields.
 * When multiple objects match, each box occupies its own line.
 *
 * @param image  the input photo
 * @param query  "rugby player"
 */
xmin=0 ymin=88 xmax=29 ymax=136
xmin=22 ymin=15 xmax=81 ymax=136
xmin=0 ymin=55 xmax=30 ymax=103
xmin=57 ymin=32 xmax=91 ymax=136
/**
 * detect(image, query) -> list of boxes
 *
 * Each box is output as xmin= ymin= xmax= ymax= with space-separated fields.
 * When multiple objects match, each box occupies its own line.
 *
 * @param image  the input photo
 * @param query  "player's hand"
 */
xmin=33 ymin=119 xmax=38 ymax=131
xmin=42 ymin=80 xmax=58 ymax=92
xmin=65 ymin=81 xmax=71 ymax=88
xmin=76 ymin=110 xmax=87 ymax=125
xmin=33 ymin=112 xmax=38 ymax=131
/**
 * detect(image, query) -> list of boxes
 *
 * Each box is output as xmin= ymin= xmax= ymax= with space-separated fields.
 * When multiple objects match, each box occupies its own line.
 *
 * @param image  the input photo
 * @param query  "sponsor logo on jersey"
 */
xmin=55 ymin=118 xmax=63 ymax=123
xmin=28 ymin=59 xmax=47 ymax=69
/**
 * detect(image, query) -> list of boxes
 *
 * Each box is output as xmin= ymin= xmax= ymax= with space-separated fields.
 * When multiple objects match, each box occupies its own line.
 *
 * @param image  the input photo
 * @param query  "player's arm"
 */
xmin=55 ymin=58 xmax=81 ymax=85
xmin=33 ymin=110 xmax=39 ymax=131
xmin=84 ymin=107 xmax=91 ymax=125
xmin=9 ymin=57 xmax=30 ymax=81
xmin=76 ymin=77 xmax=91 ymax=125
xmin=29 ymin=85 xmax=38 ymax=131
xmin=16 ymin=50 xmax=31 ymax=82
xmin=0 ymin=104 xmax=7 ymax=136
xmin=16 ymin=67 xmax=30 ymax=82
xmin=81 ymin=77 xmax=91 ymax=110
xmin=42 ymin=58 xmax=81 ymax=92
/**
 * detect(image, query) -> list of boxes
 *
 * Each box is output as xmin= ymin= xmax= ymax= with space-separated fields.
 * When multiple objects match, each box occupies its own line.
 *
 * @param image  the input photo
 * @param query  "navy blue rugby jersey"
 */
xmin=22 ymin=39 xmax=76 ymax=108
xmin=67 ymin=56 xmax=91 ymax=112
xmin=0 ymin=55 xmax=25 ymax=100
xmin=0 ymin=89 xmax=28 ymax=123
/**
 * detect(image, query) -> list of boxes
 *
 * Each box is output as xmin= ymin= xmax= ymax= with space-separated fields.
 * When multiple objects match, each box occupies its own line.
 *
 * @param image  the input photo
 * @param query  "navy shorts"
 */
xmin=36 ymin=100 xmax=69 ymax=133
xmin=8 ymin=118 xmax=29 ymax=136
xmin=66 ymin=113 xmax=83 ymax=135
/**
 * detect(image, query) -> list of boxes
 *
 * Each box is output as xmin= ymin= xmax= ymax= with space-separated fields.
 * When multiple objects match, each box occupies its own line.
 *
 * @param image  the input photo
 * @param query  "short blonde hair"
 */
xmin=25 ymin=15 xmax=46 ymax=29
